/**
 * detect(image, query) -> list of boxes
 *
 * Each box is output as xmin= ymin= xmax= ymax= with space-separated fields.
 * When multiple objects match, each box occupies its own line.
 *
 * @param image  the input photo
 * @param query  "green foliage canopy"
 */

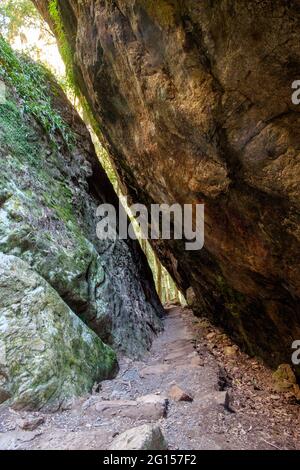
xmin=0 ymin=0 xmax=40 ymax=40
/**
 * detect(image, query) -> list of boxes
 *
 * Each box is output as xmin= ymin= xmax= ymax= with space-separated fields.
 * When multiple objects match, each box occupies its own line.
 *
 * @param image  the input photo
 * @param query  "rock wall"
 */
xmin=34 ymin=0 xmax=300 ymax=373
xmin=0 ymin=253 xmax=117 ymax=411
xmin=0 ymin=38 xmax=163 ymax=408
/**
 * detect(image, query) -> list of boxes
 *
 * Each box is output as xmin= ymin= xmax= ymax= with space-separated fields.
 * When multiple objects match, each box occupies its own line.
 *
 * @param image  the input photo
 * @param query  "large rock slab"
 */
xmin=0 ymin=253 xmax=117 ymax=410
xmin=35 ymin=0 xmax=300 ymax=373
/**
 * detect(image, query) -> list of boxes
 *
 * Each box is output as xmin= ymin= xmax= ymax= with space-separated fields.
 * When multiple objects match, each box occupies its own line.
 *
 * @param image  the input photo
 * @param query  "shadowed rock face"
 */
xmin=35 ymin=0 xmax=300 ymax=372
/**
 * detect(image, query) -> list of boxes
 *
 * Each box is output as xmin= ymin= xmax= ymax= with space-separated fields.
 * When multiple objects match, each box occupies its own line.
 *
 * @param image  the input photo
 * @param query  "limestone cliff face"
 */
xmin=35 ymin=0 xmax=300 ymax=372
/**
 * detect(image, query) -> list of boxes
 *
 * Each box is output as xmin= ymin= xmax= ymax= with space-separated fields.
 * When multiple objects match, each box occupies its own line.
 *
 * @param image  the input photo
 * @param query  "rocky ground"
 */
xmin=0 ymin=306 xmax=299 ymax=450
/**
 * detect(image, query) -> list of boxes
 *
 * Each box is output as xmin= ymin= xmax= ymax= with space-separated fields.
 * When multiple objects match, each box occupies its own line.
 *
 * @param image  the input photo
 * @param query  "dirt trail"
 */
xmin=0 ymin=306 xmax=299 ymax=450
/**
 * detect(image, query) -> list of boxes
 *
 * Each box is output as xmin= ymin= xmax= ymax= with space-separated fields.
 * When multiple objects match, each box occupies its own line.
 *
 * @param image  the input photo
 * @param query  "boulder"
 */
xmin=0 ymin=253 xmax=117 ymax=410
xmin=109 ymin=424 xmax=168 ymax=450
xmin=136 ymin=393 xmax=168 ymax=418
xmin=197 ymin=391 xmax=231 ymax=410
xmin=34 ymin=0 xmax=300 ymax=374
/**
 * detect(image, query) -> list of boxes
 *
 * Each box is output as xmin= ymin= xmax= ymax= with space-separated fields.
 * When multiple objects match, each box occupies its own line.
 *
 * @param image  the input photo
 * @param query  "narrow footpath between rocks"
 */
xmin=0 ymin=306 xmax=300 ymax=450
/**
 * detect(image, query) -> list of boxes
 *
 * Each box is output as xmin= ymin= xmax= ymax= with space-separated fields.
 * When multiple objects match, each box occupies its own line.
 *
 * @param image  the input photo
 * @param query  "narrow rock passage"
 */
xmin=0 ymin=307 xmax=299 ymax=450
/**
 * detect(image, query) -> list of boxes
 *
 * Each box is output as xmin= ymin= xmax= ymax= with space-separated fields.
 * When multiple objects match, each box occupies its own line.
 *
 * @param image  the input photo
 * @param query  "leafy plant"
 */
xmin=0 ymin=35 xmax=75 ymax=148
xmin=48 ymin=0 xmax=75 ymax=87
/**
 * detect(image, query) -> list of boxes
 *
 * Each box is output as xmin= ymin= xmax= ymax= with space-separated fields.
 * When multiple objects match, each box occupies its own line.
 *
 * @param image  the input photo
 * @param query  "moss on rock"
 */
xmin=0 ymin=35 xmax=74 ymax=148
xmin=0 ymin=35 xmax=162 ymax=368
xmin=0 ymin=253 xmax=117 ymax=411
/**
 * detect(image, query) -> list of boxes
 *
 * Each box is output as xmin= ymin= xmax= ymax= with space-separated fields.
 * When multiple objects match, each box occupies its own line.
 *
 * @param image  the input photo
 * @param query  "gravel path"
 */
xmin=0 ymin=306 xmax=299 ymax=450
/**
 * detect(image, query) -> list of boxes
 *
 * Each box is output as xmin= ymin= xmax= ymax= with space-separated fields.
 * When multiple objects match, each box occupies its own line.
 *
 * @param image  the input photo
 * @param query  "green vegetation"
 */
xmin=140 ymin=0 xmax=177 ymax=27
xmin=0 ymin=0 xmax=39 ymax=40
xmin=0 ymin=88 xmax=76 ymax=230
xmin=0 ymin=35 xmax=74 ymax=147
xmin=0 ymin=69 xmax=105 ymax=331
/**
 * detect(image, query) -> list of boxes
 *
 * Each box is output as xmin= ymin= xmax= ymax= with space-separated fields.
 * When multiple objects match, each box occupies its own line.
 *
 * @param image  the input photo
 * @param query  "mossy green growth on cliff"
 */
xmin=47 ymin=1 xmax=105 ymax=139
xmin=215 ymin=275 xmax=255 ymax=355
xmin=0 ymin=35 xmax=74 ymax=148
